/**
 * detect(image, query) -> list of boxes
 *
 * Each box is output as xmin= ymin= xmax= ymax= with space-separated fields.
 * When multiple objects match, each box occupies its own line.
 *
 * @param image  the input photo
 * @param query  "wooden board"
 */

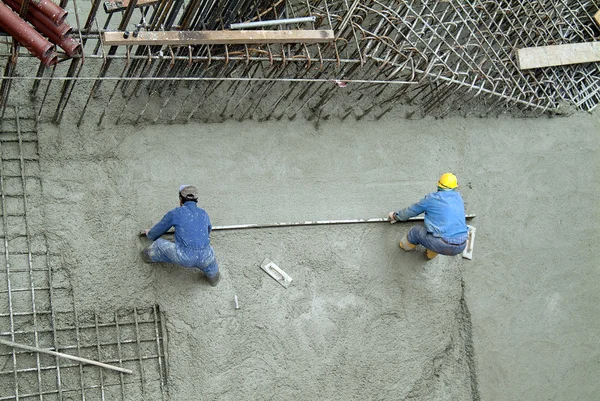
xmin=516 ymin=41 xmax=600 ymax=69
xmin=102 ymin=29 xmax=335 ymax=46
xmin=103 ymin=0 xmax=159 ymax=13
xmin=594 ymin=10 xmax=600 ymax=26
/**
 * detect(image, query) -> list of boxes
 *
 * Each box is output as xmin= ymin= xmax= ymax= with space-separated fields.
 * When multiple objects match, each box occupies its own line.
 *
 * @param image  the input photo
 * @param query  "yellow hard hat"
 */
xmin=438 ymin=173 xmax=458 ymax=190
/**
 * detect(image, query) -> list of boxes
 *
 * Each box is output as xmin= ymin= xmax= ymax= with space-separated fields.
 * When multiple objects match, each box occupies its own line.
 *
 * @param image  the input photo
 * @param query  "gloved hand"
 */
xmin=388 ymin=212 xmax=397 ymax=224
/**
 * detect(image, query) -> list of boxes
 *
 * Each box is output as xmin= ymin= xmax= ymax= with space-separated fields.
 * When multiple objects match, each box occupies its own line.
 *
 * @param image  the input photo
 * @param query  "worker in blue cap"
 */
xmin=388 ymin=173 xmax=468 ymax=260
xmin=142 ymin=185 xmax=220 ymax=286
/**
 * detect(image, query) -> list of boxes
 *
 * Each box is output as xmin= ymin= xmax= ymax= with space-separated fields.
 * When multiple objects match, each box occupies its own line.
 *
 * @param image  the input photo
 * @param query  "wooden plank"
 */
xmin=516 ymin=42 xmax=600 ymax=69
xmin=102 ymin=29 xmax=335 ymax=46
xmin=103 ymin=0 xmax=158 ymax=13
xmin=594 ymin=10 xmax=600 ymax=26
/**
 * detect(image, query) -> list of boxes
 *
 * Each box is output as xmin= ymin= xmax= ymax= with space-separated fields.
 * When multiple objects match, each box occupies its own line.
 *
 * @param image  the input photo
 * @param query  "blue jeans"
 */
xmin=407 ymin=225 xmax=466 ymax=256
xmin=144 ymin=239 xmax=219 ymax=278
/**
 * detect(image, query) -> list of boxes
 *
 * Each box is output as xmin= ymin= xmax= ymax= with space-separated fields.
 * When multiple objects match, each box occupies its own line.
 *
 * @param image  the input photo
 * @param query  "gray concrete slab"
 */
xmin=37 ymin=111 xmax=599 ymax=400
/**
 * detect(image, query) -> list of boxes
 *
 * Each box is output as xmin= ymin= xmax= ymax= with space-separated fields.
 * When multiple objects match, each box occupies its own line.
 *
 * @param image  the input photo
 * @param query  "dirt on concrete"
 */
xmin=36 ymin=109 xmax=599 ymax=400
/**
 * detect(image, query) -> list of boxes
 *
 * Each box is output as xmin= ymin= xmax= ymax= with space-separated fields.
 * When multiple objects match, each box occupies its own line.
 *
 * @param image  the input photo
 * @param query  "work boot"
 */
xmin=399 ymin=234 xmax=416 ymax=252
xmin=141 ymin=248 xmax=152 ymax=263
xmin=425 ymin=249 xmax=438 ymax=260
xmin=206 ymin=272 xmax=221 ymax=287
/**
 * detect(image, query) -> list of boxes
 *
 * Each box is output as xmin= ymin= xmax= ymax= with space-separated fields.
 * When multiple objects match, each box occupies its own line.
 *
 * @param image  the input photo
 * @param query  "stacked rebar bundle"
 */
xmin=0 ymin=0 xmax=598 ymax=123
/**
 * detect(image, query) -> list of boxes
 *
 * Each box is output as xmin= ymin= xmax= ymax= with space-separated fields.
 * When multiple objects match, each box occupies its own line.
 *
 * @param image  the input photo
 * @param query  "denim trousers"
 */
xmin=407 ymin=225 xmax=466 ymax=256
xmin=145 ymin=238 xmax=219 ymax=278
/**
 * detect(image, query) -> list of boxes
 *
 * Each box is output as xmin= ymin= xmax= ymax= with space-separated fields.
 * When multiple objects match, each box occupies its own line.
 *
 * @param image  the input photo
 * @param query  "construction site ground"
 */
xmin=15 ymin=108 xmax=594 ymax=400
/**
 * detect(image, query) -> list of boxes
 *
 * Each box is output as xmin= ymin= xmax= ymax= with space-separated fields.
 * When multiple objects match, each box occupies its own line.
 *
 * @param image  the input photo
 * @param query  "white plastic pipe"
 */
xmin=230 ymin=16 xmax=315 ymax=30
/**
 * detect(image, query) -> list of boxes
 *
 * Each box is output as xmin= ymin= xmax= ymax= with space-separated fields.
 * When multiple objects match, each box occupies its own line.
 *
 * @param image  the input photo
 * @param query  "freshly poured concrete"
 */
xmin=38 ymin=111 xmax=599 ymax=400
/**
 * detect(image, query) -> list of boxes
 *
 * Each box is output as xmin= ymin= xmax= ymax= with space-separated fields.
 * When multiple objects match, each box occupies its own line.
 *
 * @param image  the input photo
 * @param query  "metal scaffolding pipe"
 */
xmin=14 ymin=0 xmax=68 ymax=25
xmin=230 ymin=16 xmax=316 ymax=29
xmin=0 ymin=2 xmax=57 ymax=66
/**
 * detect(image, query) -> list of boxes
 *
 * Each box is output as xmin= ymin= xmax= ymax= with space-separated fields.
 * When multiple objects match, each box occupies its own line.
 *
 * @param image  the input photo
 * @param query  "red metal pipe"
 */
xmin=5 ymin=0 xmax=71 ymax=39
xmin=54 ymin=34 xmax=80 ymax=56
xmin=4 ymin=0 xmax=80 ymax=56
xmin=0 ymin=1 xmax=57 ymax=66
xmin=14 ymin=0 xmax=67 ymax=25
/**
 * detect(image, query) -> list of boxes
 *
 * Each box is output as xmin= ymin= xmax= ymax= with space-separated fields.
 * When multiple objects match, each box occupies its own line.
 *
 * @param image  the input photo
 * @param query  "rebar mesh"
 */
xmin=0 ymin=107 xmax=168 ymax=401
xmin=1 ymin=1 xmax=599 ymax=121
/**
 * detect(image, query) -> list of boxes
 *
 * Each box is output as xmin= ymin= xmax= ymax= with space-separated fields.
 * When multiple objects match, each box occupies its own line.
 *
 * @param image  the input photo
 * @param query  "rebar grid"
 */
xmin=0 ymin=0 xmax=598 ymax=123
xmin=0 ymin=304 xmax=168 ymax=400
xmin=0 ymin=108 xmax=168 ymax=400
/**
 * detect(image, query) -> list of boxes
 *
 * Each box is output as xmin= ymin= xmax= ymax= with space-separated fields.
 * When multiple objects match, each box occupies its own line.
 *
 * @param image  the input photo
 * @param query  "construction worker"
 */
xmin=142 ymin=185 xmax=221 ymax=286
xmin=388 ymin=173 xmax=468 ymax=260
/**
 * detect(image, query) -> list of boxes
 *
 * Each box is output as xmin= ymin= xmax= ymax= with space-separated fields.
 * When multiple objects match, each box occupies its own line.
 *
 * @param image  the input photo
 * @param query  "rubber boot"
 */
xmin=399 ymin=233 xmax=416 ymax=252
xmin=206 ymin=272 xmax=221 ymax=287
xmin=425 ymin=249 xmax=438 ymax=260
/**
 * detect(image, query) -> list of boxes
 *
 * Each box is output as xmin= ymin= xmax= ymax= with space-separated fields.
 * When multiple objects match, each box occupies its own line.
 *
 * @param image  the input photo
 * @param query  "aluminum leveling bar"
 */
xmin=139 ymin=214 xmax=476 ymax=235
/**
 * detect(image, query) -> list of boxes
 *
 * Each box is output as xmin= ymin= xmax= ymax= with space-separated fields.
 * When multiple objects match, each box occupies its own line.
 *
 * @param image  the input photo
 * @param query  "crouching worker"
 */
xmin=143 ymin=185 xmax=221 ymax=286
xmin=388 ymin=173 xmax=468 ymax=260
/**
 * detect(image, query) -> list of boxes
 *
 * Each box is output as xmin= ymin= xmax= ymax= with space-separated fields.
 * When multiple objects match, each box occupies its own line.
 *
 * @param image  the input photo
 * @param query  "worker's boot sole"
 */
xmin=399 ymin=234 xmax=417 ymax=252
xmin=206 ymin=272 xmax=221 ymax=287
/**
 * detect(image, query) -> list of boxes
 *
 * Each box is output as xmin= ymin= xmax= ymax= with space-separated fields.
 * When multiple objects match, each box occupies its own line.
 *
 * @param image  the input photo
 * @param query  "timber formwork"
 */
xmin=0 ymin=1 xmax=599 ymax=123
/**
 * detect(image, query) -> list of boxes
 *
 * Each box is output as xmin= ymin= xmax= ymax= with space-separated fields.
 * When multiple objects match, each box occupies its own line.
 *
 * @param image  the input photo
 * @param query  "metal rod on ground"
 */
xmin=0 ymin=338 xmax=134 ymax=374
xmin=139 ymin=214 xmax=476 ymax=235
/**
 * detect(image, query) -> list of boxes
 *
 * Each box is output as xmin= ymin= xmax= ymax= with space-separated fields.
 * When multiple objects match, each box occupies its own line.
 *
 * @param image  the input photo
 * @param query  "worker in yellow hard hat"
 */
xmin=387 ymin=173 xmax=468 ymax=260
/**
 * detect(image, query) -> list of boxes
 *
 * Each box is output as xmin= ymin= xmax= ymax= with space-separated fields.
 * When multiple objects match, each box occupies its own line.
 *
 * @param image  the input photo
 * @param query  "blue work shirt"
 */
xmin=147 ymin=201 xmax=212 ymax=249
xmin=395 ymin=190 xmax=468 ymax=243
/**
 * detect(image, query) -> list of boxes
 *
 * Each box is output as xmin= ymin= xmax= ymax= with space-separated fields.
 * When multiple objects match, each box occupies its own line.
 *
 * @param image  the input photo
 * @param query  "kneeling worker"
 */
xmin=388 ymin=173 xmax=468 ymax=260
xmin=143 ymin=185 xmax=220 ymax=286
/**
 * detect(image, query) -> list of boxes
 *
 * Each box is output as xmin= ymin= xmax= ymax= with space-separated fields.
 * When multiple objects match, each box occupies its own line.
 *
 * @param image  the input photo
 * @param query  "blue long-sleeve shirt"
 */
xmin=395 ymin=190 xmax=468 ymax=243
xmin=147 ymin=201 xmax=212 ymax=249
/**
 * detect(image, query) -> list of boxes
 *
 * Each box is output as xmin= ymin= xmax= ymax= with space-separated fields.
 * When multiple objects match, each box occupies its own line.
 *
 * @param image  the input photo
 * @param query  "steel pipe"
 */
xmin=230 ymin=16 xmax=315 ymax=29
xmin=0 ymin=2 xmax=56 ymax=66
xmin=14 ymin=0 xmax=67 ymax=25
xmin=4 ymin=0 xmax=79 ymax=56
xmin=5 ymin=0 xmax=72 ymax=38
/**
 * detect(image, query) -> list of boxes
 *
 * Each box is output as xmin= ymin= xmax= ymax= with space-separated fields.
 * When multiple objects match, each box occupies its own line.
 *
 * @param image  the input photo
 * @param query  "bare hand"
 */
xmin=388 ymin=212 xmax=397 ymax=224
xmin=144 ymin=228 xmax=150 ymax=236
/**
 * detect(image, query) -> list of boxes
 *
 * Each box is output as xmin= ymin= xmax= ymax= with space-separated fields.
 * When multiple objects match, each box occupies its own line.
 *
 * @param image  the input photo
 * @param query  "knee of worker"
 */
xmin=147 ymin=239 xmax=178 ymax=263
xmin=407 ymin=225 xmax=428 ymax=246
